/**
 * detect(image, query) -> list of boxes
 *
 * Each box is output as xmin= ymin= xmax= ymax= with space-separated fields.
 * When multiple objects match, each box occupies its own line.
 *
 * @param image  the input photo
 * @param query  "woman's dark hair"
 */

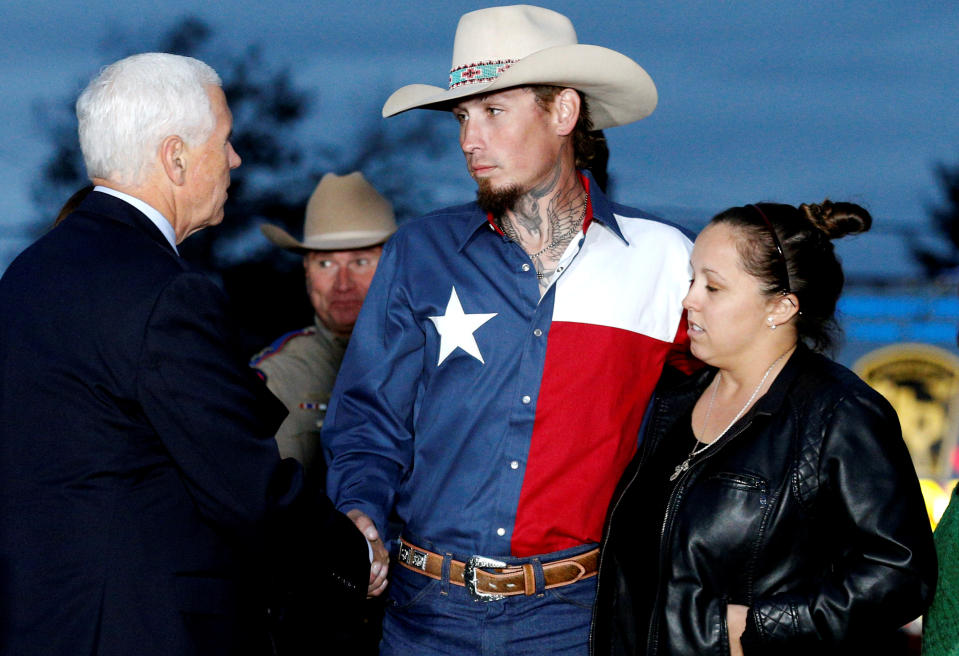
xmin=710 ymin=200 xmax=872 ymax=353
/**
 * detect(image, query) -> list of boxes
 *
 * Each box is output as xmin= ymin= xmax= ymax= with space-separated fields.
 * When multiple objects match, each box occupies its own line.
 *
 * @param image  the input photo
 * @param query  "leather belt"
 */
xmin=396 ymin=537 xmax=598 ymax=602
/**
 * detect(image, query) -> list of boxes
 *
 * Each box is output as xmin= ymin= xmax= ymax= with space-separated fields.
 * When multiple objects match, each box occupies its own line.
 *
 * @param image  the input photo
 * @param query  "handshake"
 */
xmin=347 ymin=509 xmax=390 ymax=597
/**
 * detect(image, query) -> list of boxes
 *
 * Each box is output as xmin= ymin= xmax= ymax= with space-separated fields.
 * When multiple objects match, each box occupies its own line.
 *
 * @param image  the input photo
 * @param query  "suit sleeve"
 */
xmin=137 ymin=271 xmax=369 ymax=595
xmin=740 ymin=390 xmax=937 ymax=652
xmin=323 ymin=236 xmax=422 ymax=536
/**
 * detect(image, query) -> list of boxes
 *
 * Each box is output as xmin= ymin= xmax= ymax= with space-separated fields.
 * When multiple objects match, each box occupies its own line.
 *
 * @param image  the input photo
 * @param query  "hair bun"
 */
xmin=799 ymin=200 xmax=872 ymax=240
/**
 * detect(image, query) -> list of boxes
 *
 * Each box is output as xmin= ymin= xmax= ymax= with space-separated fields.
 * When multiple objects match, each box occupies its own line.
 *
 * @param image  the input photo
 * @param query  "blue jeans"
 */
xmin=380 ymin=544 xmax=597 ymax=656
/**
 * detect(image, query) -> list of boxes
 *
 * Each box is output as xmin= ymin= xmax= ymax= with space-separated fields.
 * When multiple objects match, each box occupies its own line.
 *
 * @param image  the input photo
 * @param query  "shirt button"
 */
xmin=497 ymin=528 xmax=506 ymax=536
xmin=521 ymin=395 xmax=531 ymax=404
xmin=557 ymin=266 xmax=565 ymax=272
xmin=510 ymin=460 xmax=519 ymax=470
xmin=533 ymin=328 xmax=543 ymax=337
xmin=521 ymin=263 xmax=531 ymax=272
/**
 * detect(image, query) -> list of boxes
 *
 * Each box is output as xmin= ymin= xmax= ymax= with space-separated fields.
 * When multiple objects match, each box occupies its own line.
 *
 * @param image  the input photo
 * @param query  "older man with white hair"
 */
xmin=0 ymin=52 xmax=369 ymax=656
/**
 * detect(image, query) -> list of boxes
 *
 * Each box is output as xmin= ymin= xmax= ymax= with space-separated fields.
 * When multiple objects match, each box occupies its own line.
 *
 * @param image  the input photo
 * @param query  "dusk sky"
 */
xmin=2 ymin=1 xmax=958 ymax=278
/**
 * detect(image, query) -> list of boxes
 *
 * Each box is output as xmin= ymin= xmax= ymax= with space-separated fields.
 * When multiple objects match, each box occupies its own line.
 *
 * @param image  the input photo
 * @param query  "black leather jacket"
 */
xmin=591 ymin=346 xmax=936 ymax=655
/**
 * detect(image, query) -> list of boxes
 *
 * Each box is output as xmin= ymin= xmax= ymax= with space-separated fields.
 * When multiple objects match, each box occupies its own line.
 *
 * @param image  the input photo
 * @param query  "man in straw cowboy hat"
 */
xmin=252 ymin=171 xmax=396 ymax=480
xmin=323 ymin=6 xmax=697 ymax=653
xmin=251 ymin=172 xmax=395 ymax=654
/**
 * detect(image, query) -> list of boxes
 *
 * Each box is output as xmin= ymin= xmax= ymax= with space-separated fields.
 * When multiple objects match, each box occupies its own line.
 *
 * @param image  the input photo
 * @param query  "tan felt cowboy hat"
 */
xmin=382 ymin=4 xmax=657 ymax=130
xmin=261 ymin=172 xmax=397 ymax=252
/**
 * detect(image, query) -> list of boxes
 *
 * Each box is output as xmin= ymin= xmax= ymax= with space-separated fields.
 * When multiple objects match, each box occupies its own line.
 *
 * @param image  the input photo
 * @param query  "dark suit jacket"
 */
xmin=0 ymin=192 xmax=369 ymax=655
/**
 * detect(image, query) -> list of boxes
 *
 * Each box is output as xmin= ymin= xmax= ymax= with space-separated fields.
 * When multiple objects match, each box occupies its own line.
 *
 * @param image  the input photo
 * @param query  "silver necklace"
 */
xmin=503 ymin=192 xmax=589 ymax=260
xmin=669 ymin=349 xmax=791 ymax=482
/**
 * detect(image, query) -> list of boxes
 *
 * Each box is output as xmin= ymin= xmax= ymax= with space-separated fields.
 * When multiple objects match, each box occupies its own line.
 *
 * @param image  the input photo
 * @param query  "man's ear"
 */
xmin=158 ymin=135 xmax=187 ymax=185
xmin=553 ymin=88 xmax=581 ymax=137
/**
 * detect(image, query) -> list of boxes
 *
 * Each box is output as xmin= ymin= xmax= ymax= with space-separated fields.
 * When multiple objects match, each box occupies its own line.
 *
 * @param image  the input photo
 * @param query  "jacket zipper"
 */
xmin=588 ymin=417 xmax=659 ymax=655
xmin=645 ymin=418 xmax=754 ymax=655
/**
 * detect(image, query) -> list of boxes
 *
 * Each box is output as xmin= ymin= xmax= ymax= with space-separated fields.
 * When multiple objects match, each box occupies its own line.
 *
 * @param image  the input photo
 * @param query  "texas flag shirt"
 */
xmin=324 ymin=172 xmax=695 ymax=558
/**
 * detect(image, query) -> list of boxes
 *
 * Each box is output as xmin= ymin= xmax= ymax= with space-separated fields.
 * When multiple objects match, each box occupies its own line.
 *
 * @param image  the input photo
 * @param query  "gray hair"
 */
xmin=77 ymin=52 xmax=221 ymax=187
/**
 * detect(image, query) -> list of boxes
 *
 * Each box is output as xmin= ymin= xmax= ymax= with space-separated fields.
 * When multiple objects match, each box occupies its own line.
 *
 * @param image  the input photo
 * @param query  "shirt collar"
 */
xmin=456 ymin=170 xmax=627 ymax=252
xmin=93 ymin=186 xmax=179 ymax=254
xmin=313 ymin=314 xmax=351 ymax=349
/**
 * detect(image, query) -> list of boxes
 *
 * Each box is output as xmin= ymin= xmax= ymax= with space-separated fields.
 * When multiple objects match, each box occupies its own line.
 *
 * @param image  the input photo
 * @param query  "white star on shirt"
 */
xmin=429 ymin=287 xmax=498 ymax=366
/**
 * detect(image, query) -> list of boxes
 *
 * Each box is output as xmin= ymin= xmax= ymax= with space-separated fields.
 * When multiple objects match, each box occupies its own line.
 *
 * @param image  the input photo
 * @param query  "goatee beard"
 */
xmin=476 ymin=179 xmax=522 ymax=220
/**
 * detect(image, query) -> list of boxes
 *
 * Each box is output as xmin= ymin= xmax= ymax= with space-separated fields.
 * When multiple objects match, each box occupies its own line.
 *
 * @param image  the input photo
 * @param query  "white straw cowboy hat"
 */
xmin=382 ymin=4 xmax=657 ymax=130
xmin=260 ymin=172 xmax=397 ymax=252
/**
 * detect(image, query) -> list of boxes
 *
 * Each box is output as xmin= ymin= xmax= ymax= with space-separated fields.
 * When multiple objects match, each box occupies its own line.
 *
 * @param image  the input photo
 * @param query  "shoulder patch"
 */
xmin=249 ymin=326 xmax=317 ymax=367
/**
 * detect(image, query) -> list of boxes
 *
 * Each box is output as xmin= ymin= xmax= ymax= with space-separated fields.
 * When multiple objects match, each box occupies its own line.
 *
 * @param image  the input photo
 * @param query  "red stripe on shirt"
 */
xmin=511 ymin=322 xmax=676 ymax=556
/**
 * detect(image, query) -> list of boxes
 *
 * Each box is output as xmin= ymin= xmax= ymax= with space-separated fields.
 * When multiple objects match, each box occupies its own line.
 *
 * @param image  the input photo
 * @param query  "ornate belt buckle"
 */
xmin=464 ymin=555 xmax=507 ymax=602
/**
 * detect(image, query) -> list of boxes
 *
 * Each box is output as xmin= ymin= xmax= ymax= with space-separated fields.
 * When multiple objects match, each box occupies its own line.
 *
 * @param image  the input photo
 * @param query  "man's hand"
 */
xmin=347 ymin=509 xmax=389 ymax=597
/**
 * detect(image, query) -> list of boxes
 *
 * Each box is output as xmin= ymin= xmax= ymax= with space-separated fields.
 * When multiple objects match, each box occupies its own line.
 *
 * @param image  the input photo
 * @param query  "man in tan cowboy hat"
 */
xmin=251 ymin=171 xmax=396 ymax=478
xmin=323 ymin=6 xmax=697 ymax=654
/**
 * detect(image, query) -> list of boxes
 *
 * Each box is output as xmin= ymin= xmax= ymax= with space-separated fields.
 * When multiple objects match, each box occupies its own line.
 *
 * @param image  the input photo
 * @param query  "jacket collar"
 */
xmin=76 ymin=191 xmax=178 ymax=256
xmin=92 ymin=186 xmax=178 ymax=253
xmin=750 ymin=343 xmax=812 ymax=417
xmin=659 ymin=343 xmax=813 ymax=417
xmin=455 ymin=169 xmax=627 ymax=252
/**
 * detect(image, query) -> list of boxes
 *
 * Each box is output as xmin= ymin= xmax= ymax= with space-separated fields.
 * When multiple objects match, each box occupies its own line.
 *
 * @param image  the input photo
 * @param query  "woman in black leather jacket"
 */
xmin=591 ymin=201 xmax=936 ymax=655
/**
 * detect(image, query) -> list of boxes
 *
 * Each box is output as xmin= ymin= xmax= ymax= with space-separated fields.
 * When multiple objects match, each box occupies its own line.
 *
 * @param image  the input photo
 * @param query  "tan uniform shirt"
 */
xmin=250 ymin=317 xmax=348 ymax=477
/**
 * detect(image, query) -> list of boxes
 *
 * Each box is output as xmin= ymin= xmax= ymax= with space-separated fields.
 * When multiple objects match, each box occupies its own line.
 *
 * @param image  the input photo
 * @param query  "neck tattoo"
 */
xmin=669 ymin=348 xmax=792 ymax=482
xmin=502 ymin=191 xmax=589 ymax=262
